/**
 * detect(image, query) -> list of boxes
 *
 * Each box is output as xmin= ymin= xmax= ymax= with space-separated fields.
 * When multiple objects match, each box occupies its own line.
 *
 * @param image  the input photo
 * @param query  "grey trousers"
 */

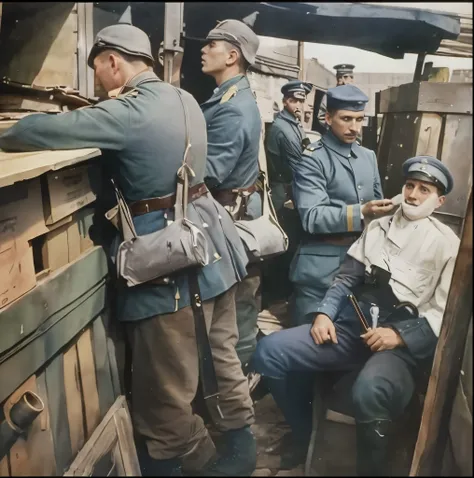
xmin=127 ymin=285 xmax=254 ymax=471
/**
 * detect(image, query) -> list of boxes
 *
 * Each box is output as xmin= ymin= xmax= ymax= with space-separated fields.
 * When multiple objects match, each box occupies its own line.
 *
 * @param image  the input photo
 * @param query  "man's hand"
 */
xmin=361 ymin=327 xmax=404 ymax=352
xmin=361 ymin=199 xmax=396 ymax=219
xmin=311 ymin=314 xmax=338 ymax=345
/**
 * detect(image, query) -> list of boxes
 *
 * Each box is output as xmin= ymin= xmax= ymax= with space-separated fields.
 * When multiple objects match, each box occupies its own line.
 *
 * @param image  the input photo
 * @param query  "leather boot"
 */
xmin=204 ymin=425 xmax=257 ymax=476
xmin=137 ymin=443 xmax=183 ymax=477
xmin=263 ymin=376 xmax=312 ymax=469
xmin=356 ymin=419 xmax=393 ymax=476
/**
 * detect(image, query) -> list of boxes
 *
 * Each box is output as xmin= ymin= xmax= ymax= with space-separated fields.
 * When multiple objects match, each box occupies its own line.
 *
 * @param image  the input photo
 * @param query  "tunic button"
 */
xmin=357 ymin=185 xmax=362 ymax=190
xmin=360 ymin=198 xmax=364 ymax=203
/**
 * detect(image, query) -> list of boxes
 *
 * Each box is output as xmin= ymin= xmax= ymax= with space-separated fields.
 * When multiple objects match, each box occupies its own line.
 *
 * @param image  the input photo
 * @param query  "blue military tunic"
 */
xmin=0 ymin=71 xmax=249 ymax=322
xmin=200 ymin=74 xmax=262 ymax=219
xmin=266 ymin=108 xmax=306 ymax=211
xmin=290 ymin=128 xmax=383 ymax=325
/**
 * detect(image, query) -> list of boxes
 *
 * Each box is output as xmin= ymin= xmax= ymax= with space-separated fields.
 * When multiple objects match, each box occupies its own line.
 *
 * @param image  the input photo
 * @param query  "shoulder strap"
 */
xmin=171 ymin=87 xmax=194 ymax=222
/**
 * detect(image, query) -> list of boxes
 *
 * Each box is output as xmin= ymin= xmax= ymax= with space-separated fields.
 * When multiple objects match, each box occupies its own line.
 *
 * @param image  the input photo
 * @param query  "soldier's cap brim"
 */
xmin=405 ymin=171 xmax=447 ymax=193
xmin=87 ymin=42 xmax=155 ymax=68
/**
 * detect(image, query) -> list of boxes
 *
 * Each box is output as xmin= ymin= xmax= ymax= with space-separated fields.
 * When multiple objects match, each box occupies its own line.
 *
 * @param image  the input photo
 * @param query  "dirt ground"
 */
xmin=251 ymin=394 xmax=305 ymax=477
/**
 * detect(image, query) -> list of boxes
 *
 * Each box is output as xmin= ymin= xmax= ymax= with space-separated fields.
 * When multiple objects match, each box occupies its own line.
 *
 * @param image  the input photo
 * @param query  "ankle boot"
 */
xmin=356 ymin=419 xmax=392 ymax=476
xmin=137 ymin=444 xmax=183 ymax=477
xmin=204 ymin=425 xmax=257 ymax=476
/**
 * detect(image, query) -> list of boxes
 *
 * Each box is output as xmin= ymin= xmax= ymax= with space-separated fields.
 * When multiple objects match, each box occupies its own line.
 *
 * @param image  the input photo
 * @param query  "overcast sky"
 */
xmin=304 ymin=2 xmax=473 ymax=74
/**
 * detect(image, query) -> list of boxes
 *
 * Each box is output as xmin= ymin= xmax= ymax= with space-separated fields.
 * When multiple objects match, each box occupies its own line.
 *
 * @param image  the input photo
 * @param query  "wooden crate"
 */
xmin=0 ymin=247 xmax=120 ymax=476
xmin=42 ymin=165 xmax=97 ymax=225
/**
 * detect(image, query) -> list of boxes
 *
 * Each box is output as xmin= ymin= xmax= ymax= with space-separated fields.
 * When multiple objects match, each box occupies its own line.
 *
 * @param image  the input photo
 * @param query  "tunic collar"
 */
xmin=322 ymin=129 xmax=356 ymax=159
xmin=279 ymin=108 xmax=301 ymax=126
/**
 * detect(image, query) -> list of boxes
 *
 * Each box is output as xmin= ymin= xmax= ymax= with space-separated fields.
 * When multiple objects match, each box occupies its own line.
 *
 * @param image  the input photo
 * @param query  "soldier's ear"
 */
xmin=325 ymin=111 xmax=333 ymax=125
xmin=435 ymin=194 xmax=446 ymax=209
xmin=225 ymin=48 xmax=240 ymax=67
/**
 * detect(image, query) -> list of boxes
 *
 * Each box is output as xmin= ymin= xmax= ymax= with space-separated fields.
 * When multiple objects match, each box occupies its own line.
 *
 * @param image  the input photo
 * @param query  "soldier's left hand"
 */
xmin=361 ymin=327 xmax=404 ymax=352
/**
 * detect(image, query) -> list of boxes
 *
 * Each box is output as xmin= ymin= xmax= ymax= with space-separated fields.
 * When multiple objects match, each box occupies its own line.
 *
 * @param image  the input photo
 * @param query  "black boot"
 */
xmin=263 ymin=376 xmax=313 ymax=469
xmin=204 ymin=425 xmax=256 ymax=476
xmin=137 ymin=443 xmax=183 ymax=477
xmin=356 ymin=419 xmax=393 ymax=476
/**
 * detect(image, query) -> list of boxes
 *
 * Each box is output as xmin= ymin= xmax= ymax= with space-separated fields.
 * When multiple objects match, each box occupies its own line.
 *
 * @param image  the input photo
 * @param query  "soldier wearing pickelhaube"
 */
xmin=262 ymin=80 xmax=312 ymax=307
xmin=0 ymin=23 xmax=255 ymax=477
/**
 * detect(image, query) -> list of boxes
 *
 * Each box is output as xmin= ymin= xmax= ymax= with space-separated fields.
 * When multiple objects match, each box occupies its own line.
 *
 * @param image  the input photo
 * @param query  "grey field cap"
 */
xmin=87 ymin=24 xmax=154 ymax=68
xmin=206 ymin=19 xmax=260 ymax=65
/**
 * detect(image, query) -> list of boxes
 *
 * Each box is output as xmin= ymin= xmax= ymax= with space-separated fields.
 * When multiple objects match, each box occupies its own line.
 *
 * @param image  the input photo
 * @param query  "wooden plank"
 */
xmin=76 ymin=328 xmax=101 ymax=440
xmin=0 ymin=178 xmax=47 ymax=249
xmin=0 ymin=3 xmax=77 ymax=88
xmin=377 ymin=113 xmax=422 ymax=199
xmin=63 ymin=343 xmax=86 ymax=458
xmin=415 ymin=114 xmax=443 ymax=158
xmin=44 ymin=353 xmax=73 ymax=476
xmin=63 ymin=396 xmax=126 ymax=477
xmin=379 ymin=82 xmax=472 ymax=114
xmin=0 ymin=287 xmax=106 ymax=404
xmin=410 ymin=192 xmax=473 ymax=476
xmin=0 ymin=246 xmax=108 ymax=356
xmin=0 ymin=243 xmax=36 ymax=310
xmin=67 ymin=220 xmax=82 ymax=263
xmin=438 ymin=115 xmax=473 ymax=219
xmin=41 ymin=223 xmax=69 ymax=271
xmin=0 ymin=149 xmax=100 ymax=189
xmin=75 ymin=208 xmax=95 ymax=253
xmin=114 ymin=406 xmax=141 ymax=476
xmin=91 ymin=317 xmax=116 ymax=419
xmin=43 ymin=164 xmax=97 ymax=225
xmin=7 ymin=375 xmax=56 ymax=476
xmin=0 ymin=455 xmax=10 ymax=477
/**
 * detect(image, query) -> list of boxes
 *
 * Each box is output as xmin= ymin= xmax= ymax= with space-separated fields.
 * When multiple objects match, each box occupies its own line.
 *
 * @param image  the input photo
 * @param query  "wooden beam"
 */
xmin=413 ymin=53 xmax=426 ymax=82
xmin=410 ymin=190 xmax=473 ymax=476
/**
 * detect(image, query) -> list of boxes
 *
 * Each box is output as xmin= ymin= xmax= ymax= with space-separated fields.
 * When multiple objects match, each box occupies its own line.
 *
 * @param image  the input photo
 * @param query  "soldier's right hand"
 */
xmin=311 ymin=314 xmax=338 ymax=345
xmin=361 ymin=199 xmax=395 ymax=219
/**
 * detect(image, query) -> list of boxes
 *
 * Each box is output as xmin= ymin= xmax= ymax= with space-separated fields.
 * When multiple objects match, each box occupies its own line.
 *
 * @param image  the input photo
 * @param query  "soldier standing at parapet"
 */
xmin=289 ymin=84 xmax=393 ymax=326
xmin=200 ymin=20 xmax=263 ymax=371
xmin=0 ymin=24 xmax=256 ymax=477
xmin=262 ymin=80 xmax=312 ymax=307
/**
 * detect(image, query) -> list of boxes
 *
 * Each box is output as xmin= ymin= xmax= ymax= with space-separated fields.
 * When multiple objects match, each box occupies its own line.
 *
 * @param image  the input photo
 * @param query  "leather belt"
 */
xmin=130 ymin=183 xmax=208 ymax=217
xmin=304 ymin=233 xmax=360 ymax=247
xmin=212 ymin=184 xmax=258 ymax=207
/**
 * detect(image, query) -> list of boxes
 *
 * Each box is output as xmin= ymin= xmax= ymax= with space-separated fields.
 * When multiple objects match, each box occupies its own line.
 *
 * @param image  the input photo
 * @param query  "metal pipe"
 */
xmin=0 ymin=391 xmax=44 ymax=460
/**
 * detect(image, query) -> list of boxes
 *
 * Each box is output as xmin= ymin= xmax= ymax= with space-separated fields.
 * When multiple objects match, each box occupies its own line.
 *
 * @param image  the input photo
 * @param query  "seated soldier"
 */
xmin=251 ymin=156 xmax=460 ymax=475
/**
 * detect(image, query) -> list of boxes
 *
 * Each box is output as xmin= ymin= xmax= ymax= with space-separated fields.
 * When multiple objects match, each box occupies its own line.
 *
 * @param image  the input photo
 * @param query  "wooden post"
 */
xmin=298 ymin=41 xmax=305 ymax=81
xmin=413 ymin=53 xmax=426 ymax=82
xmin=410 ymin=190 xmax=473 ymax=476
xmin=163 ymin=2 xmax=184 ymax=87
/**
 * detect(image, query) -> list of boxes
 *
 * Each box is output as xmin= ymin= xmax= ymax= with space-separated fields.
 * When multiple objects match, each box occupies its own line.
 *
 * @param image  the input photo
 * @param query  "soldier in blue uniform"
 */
xmin=289 ymin=84 xmax=393 ymax=326
xmin=252 ymin=156 xmax=459 ymax=475
xmin=334 ymin=63 xmax=356 ymax=86
xmin=262 ymin=80 xmax=312 ymax=306
xmin=0 ymin=24 xmax=256 ymax=477
xmin=200 ymin=20 xmax=263 ymax=369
